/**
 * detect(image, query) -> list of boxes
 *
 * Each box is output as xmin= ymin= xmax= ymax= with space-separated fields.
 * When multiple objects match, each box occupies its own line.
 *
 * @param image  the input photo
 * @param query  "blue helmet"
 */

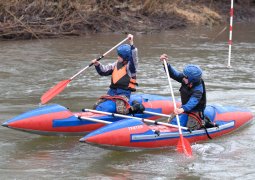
xmin=183 ymin=64 xmax=203 ymax=83
xmin=117 ymin=44 xmax=131 ymax=61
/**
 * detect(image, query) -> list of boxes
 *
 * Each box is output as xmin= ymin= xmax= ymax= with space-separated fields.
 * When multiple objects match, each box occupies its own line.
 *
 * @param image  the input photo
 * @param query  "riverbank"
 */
xmin=1 ymin=0 xmax=255 ymax=40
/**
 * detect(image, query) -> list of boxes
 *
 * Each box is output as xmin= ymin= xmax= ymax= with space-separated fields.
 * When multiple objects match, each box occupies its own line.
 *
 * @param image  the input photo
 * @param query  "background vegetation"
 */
xmin=0 ymin=0 xmax=255 ymax=40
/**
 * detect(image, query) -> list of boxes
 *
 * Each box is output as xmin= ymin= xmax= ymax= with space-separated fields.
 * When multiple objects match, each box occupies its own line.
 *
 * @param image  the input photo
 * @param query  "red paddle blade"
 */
xmin=177 ymin=135 xmax=192 ymax=157
xmin=40 ymin=79 xmax=71 ymax=104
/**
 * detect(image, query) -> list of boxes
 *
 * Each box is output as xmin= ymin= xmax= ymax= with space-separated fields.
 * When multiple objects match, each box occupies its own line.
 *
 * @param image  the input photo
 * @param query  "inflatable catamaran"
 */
xmin=2 ymin=93 xmax=253 ymax=151
xmin=2 ymin=94 xmax=178 ymax=136
xmin=80 ymin=104 xmax=254 ymax=150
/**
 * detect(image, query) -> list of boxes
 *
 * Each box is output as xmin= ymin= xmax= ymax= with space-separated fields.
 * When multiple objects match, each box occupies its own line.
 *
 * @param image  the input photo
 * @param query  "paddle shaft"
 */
xmin=41 ymin=37 xmax=129 ymax=104
xmin=71 ymin=37 xmax=129 ymax=80
xmin=163 ymin=60 xmax=192 ymax=156
xmin=163 ymin=60 xmax=183 ymax=134
xmin=83 ymin=108 xmax=188 ymax=130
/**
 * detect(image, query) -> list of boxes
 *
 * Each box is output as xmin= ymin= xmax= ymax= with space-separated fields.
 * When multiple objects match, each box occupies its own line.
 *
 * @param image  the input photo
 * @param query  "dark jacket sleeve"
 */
xmin=164 ymin=63 xmax=184 ymax=83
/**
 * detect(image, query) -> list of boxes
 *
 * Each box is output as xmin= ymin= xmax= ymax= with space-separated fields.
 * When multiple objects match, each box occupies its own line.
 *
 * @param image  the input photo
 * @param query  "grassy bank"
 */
xmin=0 ymin=0 xmax=255 ymax=40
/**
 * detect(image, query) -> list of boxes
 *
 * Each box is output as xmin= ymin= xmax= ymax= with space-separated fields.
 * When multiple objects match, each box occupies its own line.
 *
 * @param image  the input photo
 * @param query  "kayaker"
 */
xmin=159 ymin=53 xmax=217 ymax=130
xmin=90 ymin=34 xmax=144 ymax=114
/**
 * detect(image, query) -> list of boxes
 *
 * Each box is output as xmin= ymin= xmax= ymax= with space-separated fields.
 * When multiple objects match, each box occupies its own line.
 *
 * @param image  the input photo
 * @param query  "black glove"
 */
xmin=130 ymin=100 xmax=145 ymax=114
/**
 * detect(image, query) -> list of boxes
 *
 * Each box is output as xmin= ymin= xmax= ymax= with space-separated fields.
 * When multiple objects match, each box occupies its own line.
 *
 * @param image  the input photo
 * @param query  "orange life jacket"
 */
xmin=110 ymin=62 xmax=137 ymax=91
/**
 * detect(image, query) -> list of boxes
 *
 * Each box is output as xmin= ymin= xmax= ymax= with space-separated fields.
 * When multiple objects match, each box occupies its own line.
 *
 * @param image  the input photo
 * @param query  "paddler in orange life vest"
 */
xmin=160 ymin=54 xmax=217 ymax=130
xmin=91 ymin=34 xmax=144 ymax=115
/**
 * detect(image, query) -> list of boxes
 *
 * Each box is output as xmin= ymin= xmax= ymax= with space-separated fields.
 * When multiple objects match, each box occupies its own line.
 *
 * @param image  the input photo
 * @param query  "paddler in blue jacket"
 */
xmin=160 ymin=53 xmax=216 ymax=130
xmin=90 ymin=34 xmax=144 ymax=115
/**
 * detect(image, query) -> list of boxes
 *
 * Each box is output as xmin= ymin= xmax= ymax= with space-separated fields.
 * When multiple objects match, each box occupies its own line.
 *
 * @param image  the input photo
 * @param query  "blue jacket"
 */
xmin=166 ymin=63 xmax=206 ymax=112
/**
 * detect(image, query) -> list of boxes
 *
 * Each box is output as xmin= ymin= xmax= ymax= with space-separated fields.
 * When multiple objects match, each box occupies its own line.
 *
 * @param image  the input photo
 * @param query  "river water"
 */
xmin=0 ymin=23 xmax=255 ymax=179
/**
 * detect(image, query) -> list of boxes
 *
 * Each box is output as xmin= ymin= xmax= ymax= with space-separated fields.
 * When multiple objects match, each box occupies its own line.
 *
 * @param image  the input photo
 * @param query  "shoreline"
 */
xmin=1 ymin=0 xmax=255 ymax=40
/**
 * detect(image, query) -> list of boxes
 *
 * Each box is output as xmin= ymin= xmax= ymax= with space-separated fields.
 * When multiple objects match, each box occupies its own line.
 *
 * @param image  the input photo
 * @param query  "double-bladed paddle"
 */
xmin=163 ymin=59 xmax=192 ymax=157
xmin=40 ymin=37 xmax=129 ymax=104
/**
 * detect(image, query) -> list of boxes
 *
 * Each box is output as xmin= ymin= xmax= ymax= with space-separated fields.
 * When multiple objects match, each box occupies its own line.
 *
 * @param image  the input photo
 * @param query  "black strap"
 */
xmin=202 ymin=125 xmax=212 ymax=139
xmin=201 ymin=79 xmax=207 ymax=110
xmin=199 ymin=111 xmax=205 ymax=121
xmin=154 ymin=130 xmax=160 ymax=136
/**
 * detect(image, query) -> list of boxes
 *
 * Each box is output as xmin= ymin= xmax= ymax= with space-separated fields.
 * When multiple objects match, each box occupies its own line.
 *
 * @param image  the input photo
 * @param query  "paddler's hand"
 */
xmin=128 ymin=34 xmax=134 ymax=45
xmin=160 ymin=54 xmax=168 ymax=62
xmin=174 ymin=108 xmax=184 ymax=115
xmin=91 ymin=59 xmax=100 ymax=66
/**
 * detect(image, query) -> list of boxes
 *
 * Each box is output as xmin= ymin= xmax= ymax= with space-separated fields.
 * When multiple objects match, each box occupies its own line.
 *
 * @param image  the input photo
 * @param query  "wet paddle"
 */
xmin=40 ymin=37 xmax=129 ymax=104
xmin=163 ymin=59 xmax=192 ymax=157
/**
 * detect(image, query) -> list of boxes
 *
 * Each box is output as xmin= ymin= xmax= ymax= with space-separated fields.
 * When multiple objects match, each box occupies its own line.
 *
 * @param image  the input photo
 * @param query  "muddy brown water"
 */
xmin=0 ymin=23 xmax=255 ymax=179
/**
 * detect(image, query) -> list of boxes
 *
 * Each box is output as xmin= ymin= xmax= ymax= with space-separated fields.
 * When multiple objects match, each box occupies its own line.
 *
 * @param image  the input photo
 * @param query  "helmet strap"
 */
xmin=188 ymin=83 xmax=193 ymax=88
xmin=122 ymin=60 xmax=128 ymax=65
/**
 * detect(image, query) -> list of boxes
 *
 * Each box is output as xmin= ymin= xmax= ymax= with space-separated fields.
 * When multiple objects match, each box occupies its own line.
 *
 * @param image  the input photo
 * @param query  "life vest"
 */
xmin=179 ymin=79 xmax=206 ymax=112
xmin=110 ymin=62 xmax=137 ymax=91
